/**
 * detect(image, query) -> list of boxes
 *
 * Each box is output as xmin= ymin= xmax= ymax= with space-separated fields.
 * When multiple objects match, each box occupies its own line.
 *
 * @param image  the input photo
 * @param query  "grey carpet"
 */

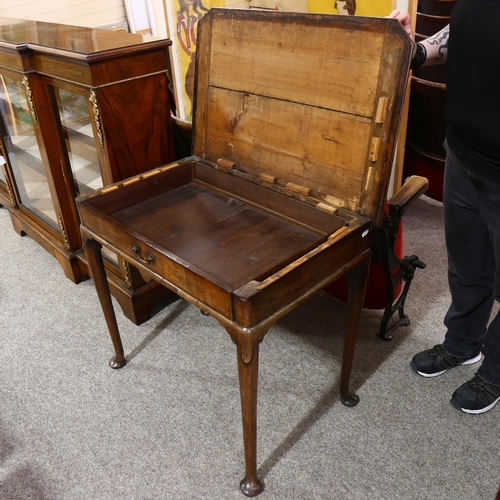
xmin=1 ymin=197 xmax=499 ymax=499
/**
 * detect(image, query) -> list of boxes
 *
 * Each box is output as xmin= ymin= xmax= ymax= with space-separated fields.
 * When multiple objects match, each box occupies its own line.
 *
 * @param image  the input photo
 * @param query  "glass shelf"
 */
xmin=52 ymin=87 xmax=103 ymax=197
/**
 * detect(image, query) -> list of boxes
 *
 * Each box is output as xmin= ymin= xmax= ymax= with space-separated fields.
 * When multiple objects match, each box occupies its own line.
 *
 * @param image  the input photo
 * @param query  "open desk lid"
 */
xmin=192 ymin=9 xmax=412 ymax=226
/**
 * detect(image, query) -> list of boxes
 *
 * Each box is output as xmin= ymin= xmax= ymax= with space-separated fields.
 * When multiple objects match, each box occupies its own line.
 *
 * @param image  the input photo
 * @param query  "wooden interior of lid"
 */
xmin=193 ymin=9 xmax=412 ymax=226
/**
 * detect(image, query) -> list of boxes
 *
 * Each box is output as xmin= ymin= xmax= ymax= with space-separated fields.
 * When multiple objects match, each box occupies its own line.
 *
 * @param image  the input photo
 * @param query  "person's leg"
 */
xmin=445 ymin=156 xmax=500 ymax=414
xmin=411 ymin=148 xmax=500 ymax=411
xmin=479 ymin=309 xmax=500 ymax=386
xmin=451 ymin=305 xmax=500 ymax=414
xmin=442 ymin=150 xmax=496 ymax=359
xmin=410 ymin=149 xmax=494 ymax=377
xmin=468 ymin=166 xmax=500 ymax=386
xmin=451 ymin=302 xmax=500 ymax=414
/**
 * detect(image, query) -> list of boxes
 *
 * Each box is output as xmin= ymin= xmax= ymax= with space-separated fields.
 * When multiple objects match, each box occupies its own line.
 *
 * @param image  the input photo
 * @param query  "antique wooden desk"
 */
xmin=77 ymin=9 xmax=412 ymax=496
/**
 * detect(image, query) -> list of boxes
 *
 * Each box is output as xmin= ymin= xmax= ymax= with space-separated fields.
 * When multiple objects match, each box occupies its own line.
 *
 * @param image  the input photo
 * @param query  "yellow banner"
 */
xmin=308 ymin=0 xmax=392 ymax=16
xmin=166 ymin=0 xmax=395 ymax=119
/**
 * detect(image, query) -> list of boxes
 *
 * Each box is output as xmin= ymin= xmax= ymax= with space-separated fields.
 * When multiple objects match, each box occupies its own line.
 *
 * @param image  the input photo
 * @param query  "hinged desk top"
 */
xmin=193 ymin=9 xmax=411 ymax=227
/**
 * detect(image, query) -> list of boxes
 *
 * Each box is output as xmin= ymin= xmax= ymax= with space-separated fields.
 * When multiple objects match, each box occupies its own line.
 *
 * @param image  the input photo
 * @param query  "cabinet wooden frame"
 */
xmin=0 ymin=17 xmax=177 ymax=324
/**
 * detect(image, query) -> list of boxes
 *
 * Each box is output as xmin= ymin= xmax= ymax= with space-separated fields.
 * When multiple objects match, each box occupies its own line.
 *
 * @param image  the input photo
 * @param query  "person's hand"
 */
xmin=387 ymin=10 xmax=414 ymax=41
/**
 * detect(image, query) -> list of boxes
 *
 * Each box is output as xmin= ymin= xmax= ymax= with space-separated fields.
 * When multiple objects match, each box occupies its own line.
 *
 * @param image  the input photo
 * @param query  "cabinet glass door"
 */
xmin=51 ymin=86 xmax=119 ymax=267
xmin=0 ymin=75 xmax=57 ymax=229
xmin=51 ymin=87 xmax=103 ymax=197
xmin=0 ymin=156 xmax=6 ymax=183
xmin=0 ymin=149 xmax=9 ymax=203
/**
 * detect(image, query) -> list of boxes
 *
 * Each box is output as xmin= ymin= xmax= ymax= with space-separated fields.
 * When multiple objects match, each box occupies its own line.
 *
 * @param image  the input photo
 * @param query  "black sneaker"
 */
xmin=450 ymin=374 xmax=500 ymax=414
xmin=410 ymin=344 xmax=482 ymax=377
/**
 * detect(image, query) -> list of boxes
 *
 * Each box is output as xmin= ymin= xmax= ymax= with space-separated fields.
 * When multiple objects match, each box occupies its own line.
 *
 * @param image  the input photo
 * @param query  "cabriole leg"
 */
xmin=340 ymin=258 xmax=370 ymax=406
xmin=84 ymin=237 xmax=126 ymax=369
xmin=237 ymin=340 xmax=263 ymax=496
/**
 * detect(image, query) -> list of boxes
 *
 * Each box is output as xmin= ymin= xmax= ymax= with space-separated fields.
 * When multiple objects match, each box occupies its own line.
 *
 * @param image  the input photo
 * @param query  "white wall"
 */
xmin=397 ymin=0 xmax=409 ymax=11
xmin=0 ymin=0 xmax=128 ymax=29
xmin=150 ymin=0 xmax=168 ymax=37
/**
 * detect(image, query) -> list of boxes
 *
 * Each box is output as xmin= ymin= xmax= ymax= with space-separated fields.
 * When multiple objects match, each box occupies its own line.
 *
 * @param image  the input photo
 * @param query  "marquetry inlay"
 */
xmin=121 ymin=258 xmax=132 ymax=288
xmin=89 ymin=89 xmax=104 ymax=148
xmin=57 ymin=213 xmax=70 ymax=251
xmin=22 ymin=75 xmax=38 ymax=124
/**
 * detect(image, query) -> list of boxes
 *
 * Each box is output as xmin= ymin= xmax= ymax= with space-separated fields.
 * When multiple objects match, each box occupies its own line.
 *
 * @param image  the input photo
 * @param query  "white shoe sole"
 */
xmin=459 ymin=395 xmax=500 ymax=414
xmin=417 ymin=352 xmax=483 ymax=378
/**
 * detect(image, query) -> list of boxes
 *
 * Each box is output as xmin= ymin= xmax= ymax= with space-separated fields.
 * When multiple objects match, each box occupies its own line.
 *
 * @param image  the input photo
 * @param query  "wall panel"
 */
xmin=0 ymin=0 xmax=127 ymax=28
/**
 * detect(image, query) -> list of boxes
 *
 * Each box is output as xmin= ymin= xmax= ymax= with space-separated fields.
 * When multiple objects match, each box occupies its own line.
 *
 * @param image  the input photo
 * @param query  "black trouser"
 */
xmin=442 ymin=145 xmax=500 ymax=386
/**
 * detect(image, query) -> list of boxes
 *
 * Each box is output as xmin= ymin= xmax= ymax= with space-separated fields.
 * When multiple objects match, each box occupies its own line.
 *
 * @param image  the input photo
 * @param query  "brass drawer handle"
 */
xmin=132 ymin=243 xmax=154 ymax=265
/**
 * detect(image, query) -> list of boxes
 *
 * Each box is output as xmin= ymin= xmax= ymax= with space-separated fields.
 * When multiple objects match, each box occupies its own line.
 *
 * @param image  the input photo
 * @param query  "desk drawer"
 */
xmin=118 ymin=232 xmax=233 ymax=318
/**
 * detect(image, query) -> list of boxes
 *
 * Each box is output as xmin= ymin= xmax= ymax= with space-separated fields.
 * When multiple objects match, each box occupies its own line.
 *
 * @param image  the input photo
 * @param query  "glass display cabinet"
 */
xmin=0 ymin=17 xmax=176 ymax=324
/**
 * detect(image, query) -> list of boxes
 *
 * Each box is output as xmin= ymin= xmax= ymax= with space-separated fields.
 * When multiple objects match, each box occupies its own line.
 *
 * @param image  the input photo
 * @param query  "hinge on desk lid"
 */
xmin=286 ymin=182 xmax=311 ymax=197
xmin=365 ymin=137 xmax=380 ymax=191
xmin=369 ymin=95 xmax=387 ymax=163
xmin=375 ymin=96 xmax=388 ymax=124
xmin=259 ymin=173 xmax=277 ymax=184
xmin=316 ymin=202 xmax=339 ymax=215
xmin=95 ymin=163 xmax=181 ymax=196
xmin=217 ymin=158 xmax=340 ymax=213
xmin=217 ymin=158 xmax=236 ymax=171
xmin=369 ymin=137 xmax=380 ymax=162
xmin=364 ymin=95 xmax=387 ymax=192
